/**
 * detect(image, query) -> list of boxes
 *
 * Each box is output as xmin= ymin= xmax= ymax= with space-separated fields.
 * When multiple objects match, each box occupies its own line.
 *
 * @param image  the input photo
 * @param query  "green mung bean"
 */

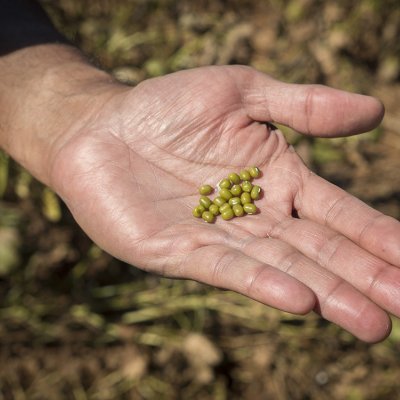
xmin=202 ymin=211 xmax=215 ymax=223
xmin=219 ymin=203 xmax=232 ymax=213
xmin=213 ymin=196 xmax=226 ymax=207
xmin=219 ymin=188 xmax=233 ymax=200
xmin=233 ymin=204 xmax=244 ymax=217
xmin=199 ymin=184 xmax=213 ymax=196
xmin=199 ymin=196 xmax=212 ymax=209
xmin=240 ymin=192 xmax=252 ymax=204
xmin=243 ymin=203 xmax=257 ymax=214
xmin=209 ymin=204 xmax=220 ymax=216
xmin=228 ymin=172 xmax=241 ymax=184
xmin=239 ymin=169 xmax=251 ymax=181
xmin=249 ymin=167 xmax=260 ymax=178
xmin=193 ymin=205 xmax=205 ymax=218
xmin=219 ymin=179 xmax=232 ymax=189
xmin=251 ymin=185 xmax=261 ymax=200
xmin=229 ymin=197 xmax=241 ymax=206
xmin=230 ymin=184 xmax=242 ymax=196
xmin=241 ymin=181 xmax=253 ymax=193
xmin=221 ymin=208 xmax=234 ymax=220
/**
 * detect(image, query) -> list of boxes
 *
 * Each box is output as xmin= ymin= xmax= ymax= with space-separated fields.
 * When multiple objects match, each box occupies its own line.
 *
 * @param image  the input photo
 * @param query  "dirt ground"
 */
xmin=0 ymin=1 xmax=399 ymax=399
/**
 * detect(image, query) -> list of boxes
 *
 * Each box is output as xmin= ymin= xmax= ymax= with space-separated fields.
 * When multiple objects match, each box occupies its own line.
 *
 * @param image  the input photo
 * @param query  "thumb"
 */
xmin=240 ymin=69 xmax=384 ymax=137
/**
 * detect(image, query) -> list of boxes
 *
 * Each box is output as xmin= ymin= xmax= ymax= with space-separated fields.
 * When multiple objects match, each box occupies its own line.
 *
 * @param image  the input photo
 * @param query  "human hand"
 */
xmin=48 ymin=65 xmax=399 ymax=342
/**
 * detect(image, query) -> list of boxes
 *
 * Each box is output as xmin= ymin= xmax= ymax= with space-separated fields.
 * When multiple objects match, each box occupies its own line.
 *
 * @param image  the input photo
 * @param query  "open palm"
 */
xmin=50 ymin=66 xmax=400 ymax=342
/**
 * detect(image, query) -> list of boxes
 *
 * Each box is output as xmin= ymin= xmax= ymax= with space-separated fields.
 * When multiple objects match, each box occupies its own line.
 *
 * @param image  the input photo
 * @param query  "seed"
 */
xmin=199 ymin=196 xmax=212 ymax=209
xmin=209 ymin=204 xmax=220 ymax=216
xmin=221 ymin=208 xmax=234 ymax=220
xmin=251 ymin=185 xmax=261 ymax=200
xmin=219 ymin=203 xmax=232 ymax=213
xmin=229 ymin=197 xmax=241 ymax=206
xmin=241 ymin=192 xmax=252 ymax=204
xmin=199 ymin=184 xmax=213 ymax=196
xmin=228 ymin=172 xmax=241 ymax=184
xmin=249 ymin=167 xmax=260 ymax=178
xmin=193 ymin=168 xmax=262 ymax=221
xmin=243 ymin=203 xmax=257 ymax=214
xmin=219 ymin=179 xmax=232 ymax=189
xmin=202 ymin=211 xmax=215 ymax=223
xmin=213 ymin=196 xmax=226 ymax=207
xmin=230 ymin=184 xmax=242 ymax=196
xmin=219 ymin=188 xmax=233 ymax=201
xmin=241 ymin=181 xmax=253 ymax=193
xmin=239 ymin=169 xmax=251 ymax=181
xmin=233 ymin=204 xmax=244 ymax=217
xmin=193 ymin=205 xmax=205 ymax=218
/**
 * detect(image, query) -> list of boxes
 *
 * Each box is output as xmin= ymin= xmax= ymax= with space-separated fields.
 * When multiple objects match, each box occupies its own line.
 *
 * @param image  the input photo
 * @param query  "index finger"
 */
xmin=297 ymin=173 xmax=400 ymax=267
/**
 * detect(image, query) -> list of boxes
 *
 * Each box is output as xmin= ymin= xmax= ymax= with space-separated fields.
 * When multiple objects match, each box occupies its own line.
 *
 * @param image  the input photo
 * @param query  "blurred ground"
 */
xmin=0 ymin=0 xmax=399 ymax=399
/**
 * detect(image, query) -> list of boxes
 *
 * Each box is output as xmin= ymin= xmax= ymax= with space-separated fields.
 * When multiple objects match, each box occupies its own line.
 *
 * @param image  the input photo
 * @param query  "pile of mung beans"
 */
xmin=192 ymin=167 xmax=262 ymax=223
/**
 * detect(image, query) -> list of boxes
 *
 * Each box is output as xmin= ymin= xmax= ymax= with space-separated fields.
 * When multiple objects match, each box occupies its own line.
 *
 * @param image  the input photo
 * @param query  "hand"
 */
xmin=48 ymin=65 xmax=399 ymax=342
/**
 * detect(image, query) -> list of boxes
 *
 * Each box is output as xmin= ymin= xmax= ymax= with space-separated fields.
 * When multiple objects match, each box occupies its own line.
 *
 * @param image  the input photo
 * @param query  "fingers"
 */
xmin=138 ymin=221 xmax=315 ymax=315
xmin=239 ymin=68 xmax=384 ymax=137
xmin=241 ymin=236 xmax=391 ymax=343
xmin=298 ymin=173 xmax=400 ymax=267
xmin=269 ymin=215 xmax=400 ymax=318
xmin=181 ymin=244 xmax=316 ymax=315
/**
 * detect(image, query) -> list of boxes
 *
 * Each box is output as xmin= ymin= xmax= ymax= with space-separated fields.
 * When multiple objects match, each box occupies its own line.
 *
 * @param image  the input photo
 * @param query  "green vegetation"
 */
xmin=1 ymin=0 xmax=400 ymax=399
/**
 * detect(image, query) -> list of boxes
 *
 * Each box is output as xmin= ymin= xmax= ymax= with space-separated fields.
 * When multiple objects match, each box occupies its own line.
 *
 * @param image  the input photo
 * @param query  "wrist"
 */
xmin=0 ymin=44 xmax=126 ymax=185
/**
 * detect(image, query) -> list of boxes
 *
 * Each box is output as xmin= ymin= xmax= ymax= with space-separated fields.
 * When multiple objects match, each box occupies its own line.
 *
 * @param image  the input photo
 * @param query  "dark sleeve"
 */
xmin=0 ymin=0 xmax=70 ymax=55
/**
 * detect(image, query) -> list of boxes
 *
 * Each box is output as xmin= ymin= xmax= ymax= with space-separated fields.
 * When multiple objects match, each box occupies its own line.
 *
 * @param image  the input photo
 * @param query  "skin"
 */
xmin=1 ymin=44 xmax=399 ymax=343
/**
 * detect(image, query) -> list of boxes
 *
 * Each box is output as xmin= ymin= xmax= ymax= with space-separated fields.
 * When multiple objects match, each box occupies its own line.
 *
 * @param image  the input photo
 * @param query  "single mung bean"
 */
xmin=221 ymin=208 xmax=234 ymax=220
xmin=213 ymin=196 xmax=226 ymax=207
xmin=230 ymin=184 xmax=242 ymax=196
xmin=233 ymin=204 xmax=244 ymax=217
xmin=219 ymin=179 xmax=232 ymax=189
xmin=193 ymin=205 xmax=205 ymax=218
xmin=228 ymin=172 xmax=241 ymax=184
xmin=241 ymin=181 xmax=253 ymax=193
xmin=239 ymin=169 xmax=251 ymax=181
xmin=243 ymin=203 xmax=257 ymax=214
xmin=248 ymin=167 xmax=261 ymax=178
xmin=202 ymin=211 xmax=215 ymax=223
xmin=219 ymin=203 xmax=232 ymax=213
xmin=209 ymin=204 xmax=220 ymax=216
xmin=199 ymin=184 xmax=213 ymax=196
xmin=229 ymin=197 xmax=241 ymax=206
xmin=219 ymin=188 xmax=233 ymax=200
xmin=251 ymin=185 xmax=261 ymax=200
xmin=241 ymin=192 xmax=252 ymax=204
xmin=199 ymin=196 xmax=212 ymax=209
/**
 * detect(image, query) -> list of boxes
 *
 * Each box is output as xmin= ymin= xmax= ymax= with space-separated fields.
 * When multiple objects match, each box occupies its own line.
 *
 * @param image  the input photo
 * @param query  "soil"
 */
xmin=0 ymin=1 xmax=399 ymax=399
